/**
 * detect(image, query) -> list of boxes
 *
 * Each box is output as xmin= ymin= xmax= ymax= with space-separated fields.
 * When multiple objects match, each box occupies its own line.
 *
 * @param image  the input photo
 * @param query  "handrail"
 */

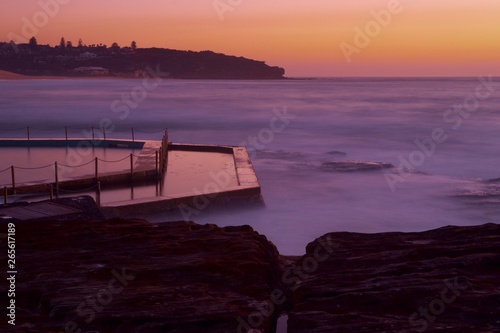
xmin=0 ymin=127 xmax=168 ymax=205
xmin=0 ymin=126 xmax=167 ymax=142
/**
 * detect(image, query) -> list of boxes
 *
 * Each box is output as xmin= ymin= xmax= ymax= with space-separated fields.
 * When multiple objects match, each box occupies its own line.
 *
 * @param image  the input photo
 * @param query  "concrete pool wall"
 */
xmin=100 ymin=143 xmax=261 ymax=215
xmin=1 ymin=137 xmax=262 ymax=213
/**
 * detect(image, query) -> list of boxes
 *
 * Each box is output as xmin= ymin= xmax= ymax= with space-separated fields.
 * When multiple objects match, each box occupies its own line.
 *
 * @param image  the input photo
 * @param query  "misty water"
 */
xmin=1 ymin=77 xmax=499 ymax=255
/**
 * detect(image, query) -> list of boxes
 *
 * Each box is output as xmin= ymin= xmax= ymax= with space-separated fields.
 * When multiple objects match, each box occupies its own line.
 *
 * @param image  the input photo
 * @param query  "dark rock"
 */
xmin=320 ymin=160 xmax=394 ymax=172
xmin=287 ymin=223 xmax=500 ymax=333
xmin=325 ymin=151 xmax=347 ymax=157
xmin=5 ymin=219 xmax=283 ymax=332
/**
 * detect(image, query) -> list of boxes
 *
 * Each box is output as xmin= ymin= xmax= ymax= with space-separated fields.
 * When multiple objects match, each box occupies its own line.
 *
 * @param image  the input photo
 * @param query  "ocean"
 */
xmin=1 ymin=77 xmax=499 ymax=255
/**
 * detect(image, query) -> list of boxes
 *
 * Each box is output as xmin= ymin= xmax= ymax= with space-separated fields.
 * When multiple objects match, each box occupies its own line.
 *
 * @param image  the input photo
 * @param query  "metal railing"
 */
xmin=0 ymin=126 xmax=167 ymax=142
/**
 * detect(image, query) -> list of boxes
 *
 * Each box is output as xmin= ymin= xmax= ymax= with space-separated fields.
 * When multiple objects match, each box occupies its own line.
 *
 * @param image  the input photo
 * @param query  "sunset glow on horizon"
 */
xmin=1 ymin=0 xmax=499 ymax=77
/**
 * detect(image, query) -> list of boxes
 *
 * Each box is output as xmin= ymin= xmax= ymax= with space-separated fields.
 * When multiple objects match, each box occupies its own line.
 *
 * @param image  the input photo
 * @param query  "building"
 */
xmin=74 ymin=66 xmax=109 ymax=75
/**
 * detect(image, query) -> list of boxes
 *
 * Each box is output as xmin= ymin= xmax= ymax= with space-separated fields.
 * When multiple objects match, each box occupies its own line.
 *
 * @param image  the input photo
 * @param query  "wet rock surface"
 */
xmin=5 ymin=218 xmax=283 ymax=333
xmin=287 ymin=223 xmax=500 ymax=333
xmin=320 ymin=161 xmax=394 ymax=172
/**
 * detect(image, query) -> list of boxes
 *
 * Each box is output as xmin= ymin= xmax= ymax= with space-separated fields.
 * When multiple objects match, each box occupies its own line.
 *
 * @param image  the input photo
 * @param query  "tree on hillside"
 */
xmin=29 ymin=36 xmax=37 ymax=51
xmin=66 ymin=40 xmax=73 ymax=48
xmin=131 ymin=41 xmax=137 ymax=50
xmin=78 ymin=38 xmax=83 ymax=48
xmin=29 ymin=37 xmax=37 ymax=47
xmin=111 ymin=42 xmax=120 ymax=53
xmin=60 ymin=37 xmax=66 ymax=48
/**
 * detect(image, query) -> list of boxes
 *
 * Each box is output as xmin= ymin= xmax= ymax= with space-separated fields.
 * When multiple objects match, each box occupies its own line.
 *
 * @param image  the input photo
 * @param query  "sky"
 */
xmin=1 ymin=0 xmax=499 ymax=77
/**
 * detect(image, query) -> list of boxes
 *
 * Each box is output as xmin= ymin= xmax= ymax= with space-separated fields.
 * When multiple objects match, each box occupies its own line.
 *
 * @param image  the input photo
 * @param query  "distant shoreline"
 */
xmin=1 ymin=70 xmax=492 ymax=81
xmin=0 ymin=70 xmax=141 ymax=81
xmin=0 ymin=70 xmax=291 ymax=81
xmin=0 ymin=70 xmax=55 ymax=80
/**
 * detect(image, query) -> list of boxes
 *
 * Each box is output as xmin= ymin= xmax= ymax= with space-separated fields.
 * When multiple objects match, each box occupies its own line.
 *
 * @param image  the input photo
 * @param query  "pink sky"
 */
xmin=1 ymin=0 xmax=499 ymax=77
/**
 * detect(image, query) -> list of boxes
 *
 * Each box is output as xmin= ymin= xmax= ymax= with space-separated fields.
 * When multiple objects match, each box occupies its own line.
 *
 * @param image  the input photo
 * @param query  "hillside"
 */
xmin=0 ymin=42 xmax=286 ymax=79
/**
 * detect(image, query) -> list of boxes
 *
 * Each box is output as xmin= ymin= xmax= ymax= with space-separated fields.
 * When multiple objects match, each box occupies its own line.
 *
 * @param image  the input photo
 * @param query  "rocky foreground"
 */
xmin=1 ymin=197 xmax=499 ymax=332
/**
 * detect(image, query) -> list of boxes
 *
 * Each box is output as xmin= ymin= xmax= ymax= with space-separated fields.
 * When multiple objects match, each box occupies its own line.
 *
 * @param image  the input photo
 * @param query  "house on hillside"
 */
xmin=74 ymin=66 xmax=109 ymax=75
xmin=79 ymin=52 xmax=97 ymax=60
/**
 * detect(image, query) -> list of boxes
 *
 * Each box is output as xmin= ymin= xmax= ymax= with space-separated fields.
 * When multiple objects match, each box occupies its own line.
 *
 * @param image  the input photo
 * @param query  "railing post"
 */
xmin=130 ymin=154 xmax=134 ymax=180
xmin=163 ymin=129 xmax=169 ymax=174
xmin=55 ymin=161 xmax=59 ymax=189
xmin=159 ymin=150 xmax=162 ymax=176
xmin=65 ymin=126 xmax=68 ymax=140
xmin=155 ymin=151 xmax=159 ymax=175
xmin=103 ymin=127 xmax=106 ymax=141
xmin=132 ymin=128 xmax=135 ymax=142
xmin=92 ymin=126 xmax=95 ymax=140
xmin=11 ymin=166 xmax=15 ymax=193
xmin=27 ymin=126 xmax=30 ymax=141
xmin=3 ymin=186 xmax=7 ymax=205
xmin=96 ymin=181 xmax=101 ymax=207
xmin=95 ymin=157 xmax=99 ymax=181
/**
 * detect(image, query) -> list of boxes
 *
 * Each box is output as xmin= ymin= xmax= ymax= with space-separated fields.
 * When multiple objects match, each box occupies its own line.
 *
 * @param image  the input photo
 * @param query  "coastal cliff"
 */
xmin=0 ymin=42 xmax=285 ymax=79
xmin=2 ymin=197 xmax=499 ymax=332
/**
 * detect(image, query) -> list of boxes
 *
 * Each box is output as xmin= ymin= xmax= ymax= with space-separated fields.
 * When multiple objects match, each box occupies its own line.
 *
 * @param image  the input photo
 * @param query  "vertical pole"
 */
xmin=3 ymin=186 xmax=7 ymax=205
xmin=163 ymin=129 xmax=168 ymax=175
xmin=92 ymin=126 xmax=95 ymax=140
xmin=95 ymin=158 xmax=98 ymax=181
xmin=55 ymin=161 xmax=59 ymax=189
xmin=155 ymin=151 xmax=159 ymax=175
xmin=27 ymin=126 xmax=30 ymax=141
xmin=130 ymin=154 xmax=134 ymax=179
xmin=132 ymin=128 xmax=135 ymax=142
xmin=49 ymin=184 xmax=53 ymax=201
xmin=103 ymin=127 xmax=106 ymax=141
xmin=65 ymin=126 xmax=68 ymax=140
xmin=96 ymin=181 xmax=101 ymax=207
xmin=11 ymin=166 xmax=15 ymax=193
xmin=159 ymin=150 xmax=162 ymax=176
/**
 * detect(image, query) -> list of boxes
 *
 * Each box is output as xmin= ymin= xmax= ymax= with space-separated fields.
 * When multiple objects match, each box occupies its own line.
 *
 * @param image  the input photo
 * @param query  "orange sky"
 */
xmin=1 ymin=0 xmax=499 ymax=77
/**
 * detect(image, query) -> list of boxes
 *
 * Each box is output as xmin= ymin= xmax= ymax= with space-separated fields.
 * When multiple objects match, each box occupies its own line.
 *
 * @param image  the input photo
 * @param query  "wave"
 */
xmin=454 ymin=186 xmax=500 ymax=199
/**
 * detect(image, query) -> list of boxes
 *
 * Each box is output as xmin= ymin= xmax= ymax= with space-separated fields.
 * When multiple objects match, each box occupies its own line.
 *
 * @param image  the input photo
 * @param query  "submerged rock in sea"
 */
xmin=287 ymin=223 xmax=500 ymax=333
xmin=320 ymin=160 xmax=394 ymax=172
xmin=325 ymin=151 xmax=347 ymax=157
xmin=12 ymin=218 xmax=284 ymax=333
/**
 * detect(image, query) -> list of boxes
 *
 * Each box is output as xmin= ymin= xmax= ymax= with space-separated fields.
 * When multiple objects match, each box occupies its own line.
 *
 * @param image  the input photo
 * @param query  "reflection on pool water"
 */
xmin=5 ymin=149 xmax=239 ymax=205
xmin=0 ymin=146 xmax=140 ymax=187
xmin=163 ymin=150 xmax=238 ymax=196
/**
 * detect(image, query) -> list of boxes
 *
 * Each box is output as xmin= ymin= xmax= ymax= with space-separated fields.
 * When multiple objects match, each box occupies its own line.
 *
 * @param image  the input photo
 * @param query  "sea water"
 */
xmin=1 ymin=77 xmax=499 ymax=255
